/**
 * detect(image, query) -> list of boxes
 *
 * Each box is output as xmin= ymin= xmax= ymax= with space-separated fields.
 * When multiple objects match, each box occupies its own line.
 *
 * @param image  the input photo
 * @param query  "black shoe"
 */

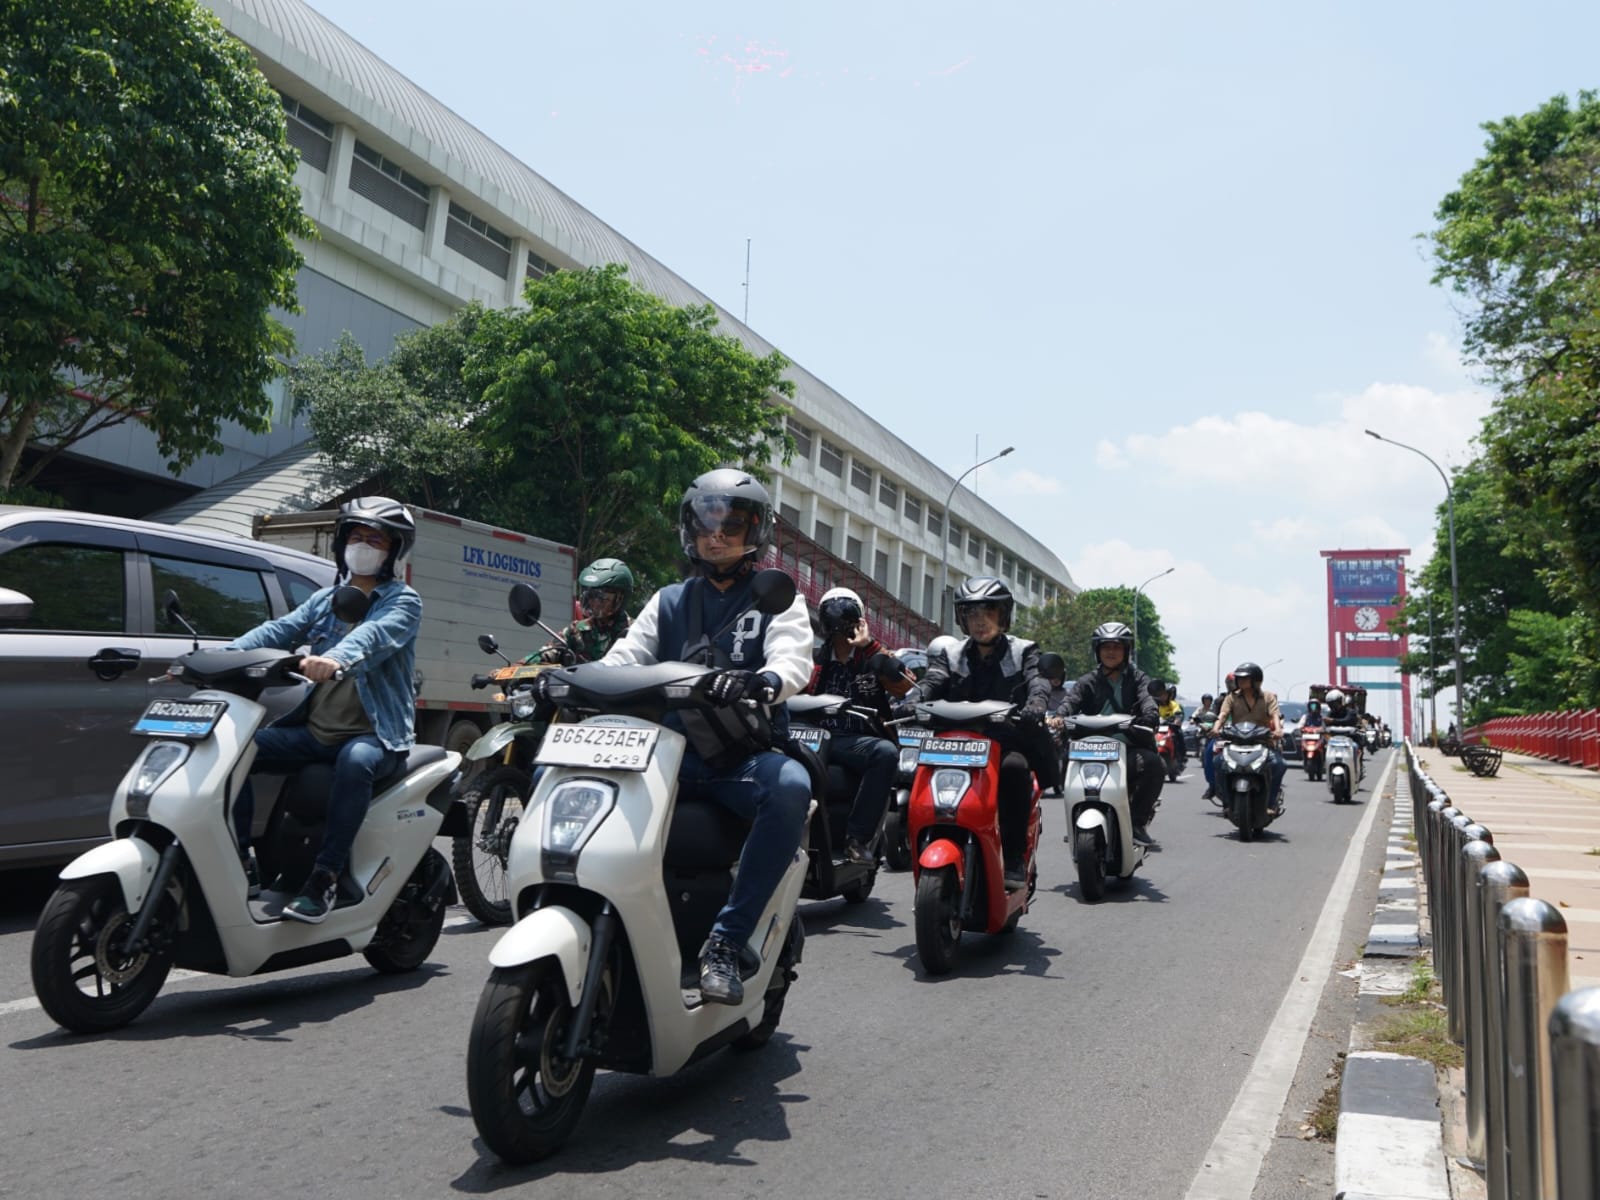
xmin=1202 ymin=787 xmax=1215 ymax=801
xmin=283 ymin=867 xmax=338 ymax=924
xmin=698 ymin=935 xmax=744 ymax=1005
xmin=240 ymin=851 xmax=260 ymax=899
xmin=845 ymin=838 xmax=874 ymax=867
xmin=1003 ymin=858 xmax=1027 ymax=890
xmin=1132 ymin=825 xmax=1156 ymax=846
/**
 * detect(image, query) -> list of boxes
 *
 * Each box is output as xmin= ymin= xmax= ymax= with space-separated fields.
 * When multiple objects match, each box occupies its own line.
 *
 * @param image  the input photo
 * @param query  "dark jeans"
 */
xmin=997 ymin=750 xmax=1034 ymax=864
xmin=826 ymin=732 xmax=898 ymax=842
xmin=678 ymin=746 xmax=811 ymax=947
xmin=234 ymin=726 xmax=405 ymax=876
xmin=1129 ymin=746 xmax=1165 ymax=826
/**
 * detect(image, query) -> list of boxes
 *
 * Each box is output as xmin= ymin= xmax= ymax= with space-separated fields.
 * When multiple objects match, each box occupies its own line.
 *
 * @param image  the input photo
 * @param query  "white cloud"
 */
xmin=990 ymin=466 xmax=1063 ymax=497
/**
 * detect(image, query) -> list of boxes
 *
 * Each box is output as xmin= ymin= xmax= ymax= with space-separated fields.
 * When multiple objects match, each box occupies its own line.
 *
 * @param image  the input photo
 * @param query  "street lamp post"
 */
xmin=1132 ymin=567 xmax=1174 ymax=668
xmin=1367 ymin=429 xmax=1465 ymax=727
xmin=937 ymin=446 xmax=1014 ymax=632
xmin=1216 ymin=625 xmax=1248 ymax=695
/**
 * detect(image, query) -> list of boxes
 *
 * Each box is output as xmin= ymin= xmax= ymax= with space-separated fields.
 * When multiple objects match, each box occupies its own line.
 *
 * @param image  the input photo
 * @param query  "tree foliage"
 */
xmin=0 ymin=0 xmax=313 ymax=493
xmin=1013 ymin=586 xmax=1176 ymax=686
xmin=295 ymin=266 xmax=795 ymax=590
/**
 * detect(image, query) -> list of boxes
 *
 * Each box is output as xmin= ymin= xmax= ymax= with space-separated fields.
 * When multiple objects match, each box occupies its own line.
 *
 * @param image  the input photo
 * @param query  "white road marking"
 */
xmin=0 ymin=910 xmax=479 ymax=1020
xmin=1183 ymin=750 xmax=1396 ymax=1200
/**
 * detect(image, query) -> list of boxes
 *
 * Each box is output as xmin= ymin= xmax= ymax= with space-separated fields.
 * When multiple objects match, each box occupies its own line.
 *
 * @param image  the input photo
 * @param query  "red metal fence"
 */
xmin=761 ymin=520 xmax=941 ymax=650
xmin=1466 ymin=712 xmax=1600 ymax=770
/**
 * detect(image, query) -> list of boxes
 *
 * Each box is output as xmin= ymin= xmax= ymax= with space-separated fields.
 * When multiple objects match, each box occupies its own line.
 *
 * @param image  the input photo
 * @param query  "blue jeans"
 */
xmin=1212 ymin=744 xmax=1287 ymax=805
xmin=678 ymin=746 xmax=811 ymax=946
xmin=1203 ymin=738 xmax=1217 ymax=789
xmin=234 ymin=726 xmax=405 ymax=875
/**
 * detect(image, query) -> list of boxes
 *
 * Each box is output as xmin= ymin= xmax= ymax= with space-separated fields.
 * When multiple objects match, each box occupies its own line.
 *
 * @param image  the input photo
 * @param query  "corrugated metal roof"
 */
xmin=147 ymin=442 xmax=345 ymax=539
xmin=202 ymin=0 xmax=1075 ymax=591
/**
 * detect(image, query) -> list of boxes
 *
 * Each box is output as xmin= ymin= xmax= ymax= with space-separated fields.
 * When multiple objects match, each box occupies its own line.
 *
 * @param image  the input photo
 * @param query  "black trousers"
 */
xmin=827 ymin=732 xmax=899 ymax=842
xmin=998 ymin=750 xmax=1034 ymax=863
xmin=1129 ymin=747 xmax=1165 ymax=826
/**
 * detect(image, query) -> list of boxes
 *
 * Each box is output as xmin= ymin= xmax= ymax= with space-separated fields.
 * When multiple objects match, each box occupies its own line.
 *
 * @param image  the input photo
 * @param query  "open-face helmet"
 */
xmin=577 ymin=557 xmax=633 ymax=621
xmin=678 ymin=468 xmax=773 ymax=572
xmin=333 ymin=496 xmax=415 ymax=582
xmin=953 ymin=576 xmax=1014 ymax=635
xmin=1234 ymin=661 xmax=1264 ymax=686
xmin=1091 ymin=621 xmax=1134 ymax=660
xmin=1038 ymin=652 xmax=1067 ymax=684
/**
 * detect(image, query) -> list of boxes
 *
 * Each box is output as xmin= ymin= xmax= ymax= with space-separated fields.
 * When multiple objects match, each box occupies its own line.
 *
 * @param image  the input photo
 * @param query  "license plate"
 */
xmin=490 ymin=663 xmax=547 ymax=682
xmin=536 ymin=723 xmax=660 ymax=771
xmin=918 ymin=736 xmax=990 ymax=768
xmin=1069 ymin=739 xmax=1121 ymax=762
xmin=898 ymin=728 xmax=932 ymax=748
xmin=133 ymin=699 xmax=226 ymax=739
xmin=787 ymin=726 xmax=829 ymax=752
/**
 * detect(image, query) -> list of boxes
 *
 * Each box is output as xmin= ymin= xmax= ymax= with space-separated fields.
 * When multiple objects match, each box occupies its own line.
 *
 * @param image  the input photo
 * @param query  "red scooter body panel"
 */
xmin=907 ymin=727 xmax=1040 ymax=935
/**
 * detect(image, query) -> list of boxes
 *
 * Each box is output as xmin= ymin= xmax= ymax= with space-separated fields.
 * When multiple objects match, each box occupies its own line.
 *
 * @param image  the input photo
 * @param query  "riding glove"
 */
xmin=707 ymin=669 xmax=778 ymax=706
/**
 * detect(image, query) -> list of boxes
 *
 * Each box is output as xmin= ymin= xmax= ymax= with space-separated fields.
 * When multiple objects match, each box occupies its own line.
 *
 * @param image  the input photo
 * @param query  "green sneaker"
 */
xmin=283 ymin=868 xmax=339 ymax=924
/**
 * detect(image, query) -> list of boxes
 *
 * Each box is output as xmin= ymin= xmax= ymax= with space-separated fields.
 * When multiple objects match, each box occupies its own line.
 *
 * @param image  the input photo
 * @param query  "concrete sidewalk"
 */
xmin=1410 ymin=747 xmax=1600 ymax=989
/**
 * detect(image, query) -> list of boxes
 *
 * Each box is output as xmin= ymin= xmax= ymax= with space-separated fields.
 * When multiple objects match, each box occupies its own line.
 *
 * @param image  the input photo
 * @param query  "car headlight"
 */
xmin=126 ymin=741 xmax=191 ymax=817
xmin=898 ymin=746 xmax=920 ymax=774
xmin=539 ymin=778 xmax=616 ymax=882
xmin=510 ymin=689 xmax=538 ymax=720
xmin=1078 ymin=761 xmax=1110 ymax=792
xmin=931 ymin=768 xmax=969 ymax=817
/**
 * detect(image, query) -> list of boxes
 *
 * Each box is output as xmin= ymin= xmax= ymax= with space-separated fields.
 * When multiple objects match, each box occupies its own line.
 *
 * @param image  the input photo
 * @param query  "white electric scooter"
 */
xmin=465 ymin=571 xmax=810 ymax=1164
xmin=29 ymin=589 xmax=465 ymax=1034
xmin=1059 ymin=714 xmax=1156 ymax=902
xmin=1324 ymin=723 xmax=1364 ymax=804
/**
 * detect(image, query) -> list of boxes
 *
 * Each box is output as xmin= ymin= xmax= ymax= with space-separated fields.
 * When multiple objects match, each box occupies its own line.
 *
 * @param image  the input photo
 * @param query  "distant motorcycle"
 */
xmin=1299 ymin=726 xmax=1326 ymax=782
xmin=1060 ymin=715 xmax=1156 ymax=901
xmin=783 ymin=693 xmax=884 ymax=904
xmin=883 ymin=724 xmax=931 ymax=871
xmin=1324 ymin=723 xmax=1364 ymax=804
xmin=1214 ymin=722 xmax=1280 ymax=841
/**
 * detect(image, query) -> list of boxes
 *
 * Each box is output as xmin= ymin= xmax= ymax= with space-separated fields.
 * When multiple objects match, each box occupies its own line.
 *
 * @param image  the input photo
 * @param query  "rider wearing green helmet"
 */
xmin=529 ymin=557 xmax=635 ymax=665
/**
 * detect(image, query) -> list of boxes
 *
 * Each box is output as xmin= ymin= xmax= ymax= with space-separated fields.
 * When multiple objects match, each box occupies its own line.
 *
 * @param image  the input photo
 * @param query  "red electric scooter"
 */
xmin=906 ymin=699 xmax=1041 ymax=975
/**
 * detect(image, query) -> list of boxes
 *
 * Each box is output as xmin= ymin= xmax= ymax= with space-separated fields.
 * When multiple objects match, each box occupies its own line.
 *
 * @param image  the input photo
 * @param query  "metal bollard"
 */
xmin=1445 ymin=812 xmax=1473 ymax=1035
xmin=1500 ymin=897 xmax=1570 ymax=1200
xmin=1426 ymin=797 xmax=1449 ymax=957
xmin=1549 ymin=987 xmax=1600 ymax=1200
xmin=1460 ymin=837 xmax=1502 ymax=1167
xmin=1481 ymin=861 xmax=1531 ymax=1200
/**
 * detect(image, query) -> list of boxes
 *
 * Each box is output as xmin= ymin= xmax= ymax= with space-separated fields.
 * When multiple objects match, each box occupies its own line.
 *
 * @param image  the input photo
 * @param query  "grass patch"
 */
xmin=1372 ymin=1005 xmax=1463 ymax=1070
xmin=1307 ymin=1054 xmax=1346 ymax=1141
xmin=1380 ymin=959 xmax=1437 ymax=1006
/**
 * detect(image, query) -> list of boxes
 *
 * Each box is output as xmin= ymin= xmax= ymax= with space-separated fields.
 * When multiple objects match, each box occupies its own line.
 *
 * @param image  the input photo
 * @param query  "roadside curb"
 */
xmin=1332 ymin=769 xmax=1450 ymax=1200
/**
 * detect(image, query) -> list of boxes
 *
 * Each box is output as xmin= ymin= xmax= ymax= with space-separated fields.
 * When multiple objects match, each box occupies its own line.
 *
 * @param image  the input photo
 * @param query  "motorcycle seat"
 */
xmin=277 ymin=747 xmax=429 ymax=822
xmin=663 ymin=797 xmax=752 ymax=869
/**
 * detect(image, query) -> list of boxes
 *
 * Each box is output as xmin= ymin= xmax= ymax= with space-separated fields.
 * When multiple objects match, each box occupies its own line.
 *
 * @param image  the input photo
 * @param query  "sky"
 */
xmin=301 ymin=0 xmax=1600 ymax=731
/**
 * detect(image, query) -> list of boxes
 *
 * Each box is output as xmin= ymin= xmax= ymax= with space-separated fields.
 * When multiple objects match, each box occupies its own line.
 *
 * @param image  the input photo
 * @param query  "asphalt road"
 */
xmin=0 ymin=753 xmax=1394 ymax=1200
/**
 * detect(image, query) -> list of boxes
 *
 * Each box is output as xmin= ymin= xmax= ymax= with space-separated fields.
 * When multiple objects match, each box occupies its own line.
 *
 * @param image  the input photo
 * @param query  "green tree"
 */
xmin=1014 ymin=586 xmax=1176 ymax=685
xmin=1429 ymin=90 xmax=1600 ymax=616
xmin=0 ymin=0 xmax=313 ymax=495
xmin=467 ymin=264 xmax=794 ymax=579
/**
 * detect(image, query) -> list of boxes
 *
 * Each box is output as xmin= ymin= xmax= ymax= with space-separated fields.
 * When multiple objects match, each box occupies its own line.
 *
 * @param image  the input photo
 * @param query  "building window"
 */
xmin=846 ymin=535 xmax=864 ymax=566
xmin=349 ymin=140 xmax=430 ymax=229
xmin=948 ymin=521 xmax=962 ymax=547
xmin=900 ymin=563 xmax=913 ymax=605
xmin=927 ymin=508 xmax=942 ymax=538
xmin=967 ymin=531 xmax=980 ymax=557
xmin=1002 ymin=555 xmax=1015 ymax=580
xmin=850 ymin=460 xmax=873 ymax=494
xmin=985 ymin=544 xmax=997 ymax=569
xmin=526 ymin=250 xmax=559 ymax=281
xmin=874 ymin=549 xmax=889 ymax=588
xmin=904 ymin=494 xmax=922 ymax=524
xmin=779 ymin=502 xmax=801 ymax=528
xmin=788 ymin=417 xmax=814 ymax=460
xmin=923 ymin=573 xmax=935 ymax=616
xmin=278 ymin=91 xmax=333 ymax=172
xmin=813 ymin=520 xmax=833 ymax=552
xmin=878 ymin=478 xmax=899 ymax=509
xmin=818 ymin=438 xmax=844 ymax=476
xmin=445 ymin=202 xmax=512 ymax=278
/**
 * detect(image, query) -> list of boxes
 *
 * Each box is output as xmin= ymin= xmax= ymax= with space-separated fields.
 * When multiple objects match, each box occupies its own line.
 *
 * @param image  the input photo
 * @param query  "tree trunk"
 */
xmin=0 ymin=398 xmax=43 ymax=494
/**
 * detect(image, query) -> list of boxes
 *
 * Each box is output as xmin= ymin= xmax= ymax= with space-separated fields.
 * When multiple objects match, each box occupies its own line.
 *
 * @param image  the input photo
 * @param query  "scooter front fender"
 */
xmin=59 ymin=838 xmax=160 ymax=913
xmin=487 ymin=905 xmax=590 ymax=1006
xmin=1074 ymin=807 xmax=1109 ymax=834
xmin=918 ymin=837 xmax=965 ymax=886
xmin=466 ymin=722 xmax=531 ymax=763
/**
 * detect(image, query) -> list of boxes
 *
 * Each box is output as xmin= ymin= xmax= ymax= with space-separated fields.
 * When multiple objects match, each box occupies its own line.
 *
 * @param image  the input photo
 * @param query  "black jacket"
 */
xmin=1058 ymin=665 xmax=1160 ymax=729
xmin=911 ymin=634 xmax=1051 ymax=713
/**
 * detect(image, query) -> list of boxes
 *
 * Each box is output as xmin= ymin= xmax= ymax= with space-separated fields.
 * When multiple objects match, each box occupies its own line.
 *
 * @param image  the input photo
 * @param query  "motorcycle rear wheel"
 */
xmin=452 ymin=765 xmax=531 ymax=926
xmin=31 ymin=876 xmax=173 ymax=1034
xmin=1074 ymin=827 xmax=1107 ymax=902
xmin=841 ymin=867 xmax=876 ymax=904
xmin=468 ymin=960 xmax=598 ymax=1163
xmin=882 ymin=811 xmax=912 ymax=872
xmin=365 ymin=848 xmax=450 ymax=974
xmin=914 ymin=868 xmax=961 ymax=975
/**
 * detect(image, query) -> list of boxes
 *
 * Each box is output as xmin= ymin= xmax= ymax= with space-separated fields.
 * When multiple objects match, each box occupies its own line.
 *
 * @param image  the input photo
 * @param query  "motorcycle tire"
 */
xmin=734 ymin=923 xmax=802 ymax=1050
xmin=452 ymin=764 xmax=532 ymax=927
xmin=1073 ymin=827 xmax=1106 ymax=903
xmin=841 ymin=868 xmax=876 ymax=905
xmin=1238 ymin=795 xmax=1256 ymax=842
xmin=882 ymin=811 xmax=912 ymax=872
xmin=914 ymin=868 xmax=962 ymax=975
xmin=31 ymin=875 xmax=173 ymax=1034
xmin=467 ymin=959 xmax=601 ymax=1163
xmin=365 ymin=848 xmax=451 ymax=974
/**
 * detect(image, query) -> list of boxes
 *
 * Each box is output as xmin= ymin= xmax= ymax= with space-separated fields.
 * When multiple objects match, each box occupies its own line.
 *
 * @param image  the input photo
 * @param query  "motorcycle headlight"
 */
xmin=1077 ymin=761 xmax=1110 ymax=792
xmin=126 ymin=741 xmax=191 ymax=817
xmin=541 ymin=779 xmax=616 ymax=882
xmin=510 ymin=689 xmax=538 ymax=720
xmin=931 ymin=768 xmax=969 ymax=817
xmin=898 ymin=746 xmax=920 ymax=774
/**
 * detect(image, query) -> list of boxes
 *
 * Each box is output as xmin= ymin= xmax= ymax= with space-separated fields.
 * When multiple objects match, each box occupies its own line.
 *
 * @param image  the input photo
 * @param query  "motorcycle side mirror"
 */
xmin=509 ymin=583 xmax=542 ymax=627
xmin=478 ymin=634 xmax=499 ymax=655
xmin=749 ymin=568 xmax=797 ymax=615
xmin=331 ymin=585 xmax=372 ymax=624
xmin=162 ymin=589 xmax=183 ymax=626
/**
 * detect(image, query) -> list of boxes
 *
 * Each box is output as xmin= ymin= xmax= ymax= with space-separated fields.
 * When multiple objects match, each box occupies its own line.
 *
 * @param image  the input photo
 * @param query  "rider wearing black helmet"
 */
xmin=1056 ymin=621 xmax=1164 ymax=845
xmin=1213 ymin=661 xmax=1287 ymax=813
xmin=899 ymin=576 xmax=1053 ymax=887
xmin=228 ymin=497 xmax=424 ymax=921
xmin=531 ymin=556 xmax=635 ymax=664
xmin=576 ymin=467 xmax=812 ymax=1006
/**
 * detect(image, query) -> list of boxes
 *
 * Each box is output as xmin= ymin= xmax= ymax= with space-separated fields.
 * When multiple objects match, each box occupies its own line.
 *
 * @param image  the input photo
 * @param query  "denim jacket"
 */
xmin=229 ymin=580 xmax=422 ymax=751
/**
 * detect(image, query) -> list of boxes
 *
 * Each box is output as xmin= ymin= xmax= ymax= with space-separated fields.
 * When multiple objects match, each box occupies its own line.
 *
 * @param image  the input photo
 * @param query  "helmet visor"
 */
xmin=684 ymin=495 xmax=757 ymax=541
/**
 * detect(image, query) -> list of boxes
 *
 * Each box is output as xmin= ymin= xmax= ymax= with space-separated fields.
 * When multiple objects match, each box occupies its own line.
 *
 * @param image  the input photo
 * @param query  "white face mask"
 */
xmin=345 ymin=542 xmax=389 ymax=578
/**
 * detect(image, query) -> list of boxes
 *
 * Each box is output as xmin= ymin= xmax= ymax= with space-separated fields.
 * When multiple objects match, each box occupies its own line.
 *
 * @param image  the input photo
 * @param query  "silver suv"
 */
xmin=0 ymin=506 xmax=336 ymax=868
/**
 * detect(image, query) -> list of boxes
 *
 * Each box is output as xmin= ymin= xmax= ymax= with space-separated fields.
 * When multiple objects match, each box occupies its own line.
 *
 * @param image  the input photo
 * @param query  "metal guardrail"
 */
xmin=1405 ymin=742 xmax=1589 ymax=1200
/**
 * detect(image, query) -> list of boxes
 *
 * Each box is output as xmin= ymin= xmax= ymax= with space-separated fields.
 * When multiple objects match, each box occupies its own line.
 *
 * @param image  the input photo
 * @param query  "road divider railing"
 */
xmin=1465 ymin=710 xmax=1600 ymax=769
xmin=1405 ymin=742 xmax=1600 ymax=1199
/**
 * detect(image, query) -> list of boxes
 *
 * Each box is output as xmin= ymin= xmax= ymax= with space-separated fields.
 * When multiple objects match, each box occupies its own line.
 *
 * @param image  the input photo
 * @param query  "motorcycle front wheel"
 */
xmin=1073 ymin=827 xmax=1107 ymax=902
xmin=452 ymin=765 xmax=531 ymax=926
xmin=468 ymin=959 xmax=599 ymax=1163
xmin=1237 ymin=792 xmax=1256 ymax=842
xmin=31 ymin=875 xmax=173 ymax=1034
xmin=882 ymin=810 xmax=912 ymax=872
xmin=914 ymin=868 xmax=961 ymax=975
